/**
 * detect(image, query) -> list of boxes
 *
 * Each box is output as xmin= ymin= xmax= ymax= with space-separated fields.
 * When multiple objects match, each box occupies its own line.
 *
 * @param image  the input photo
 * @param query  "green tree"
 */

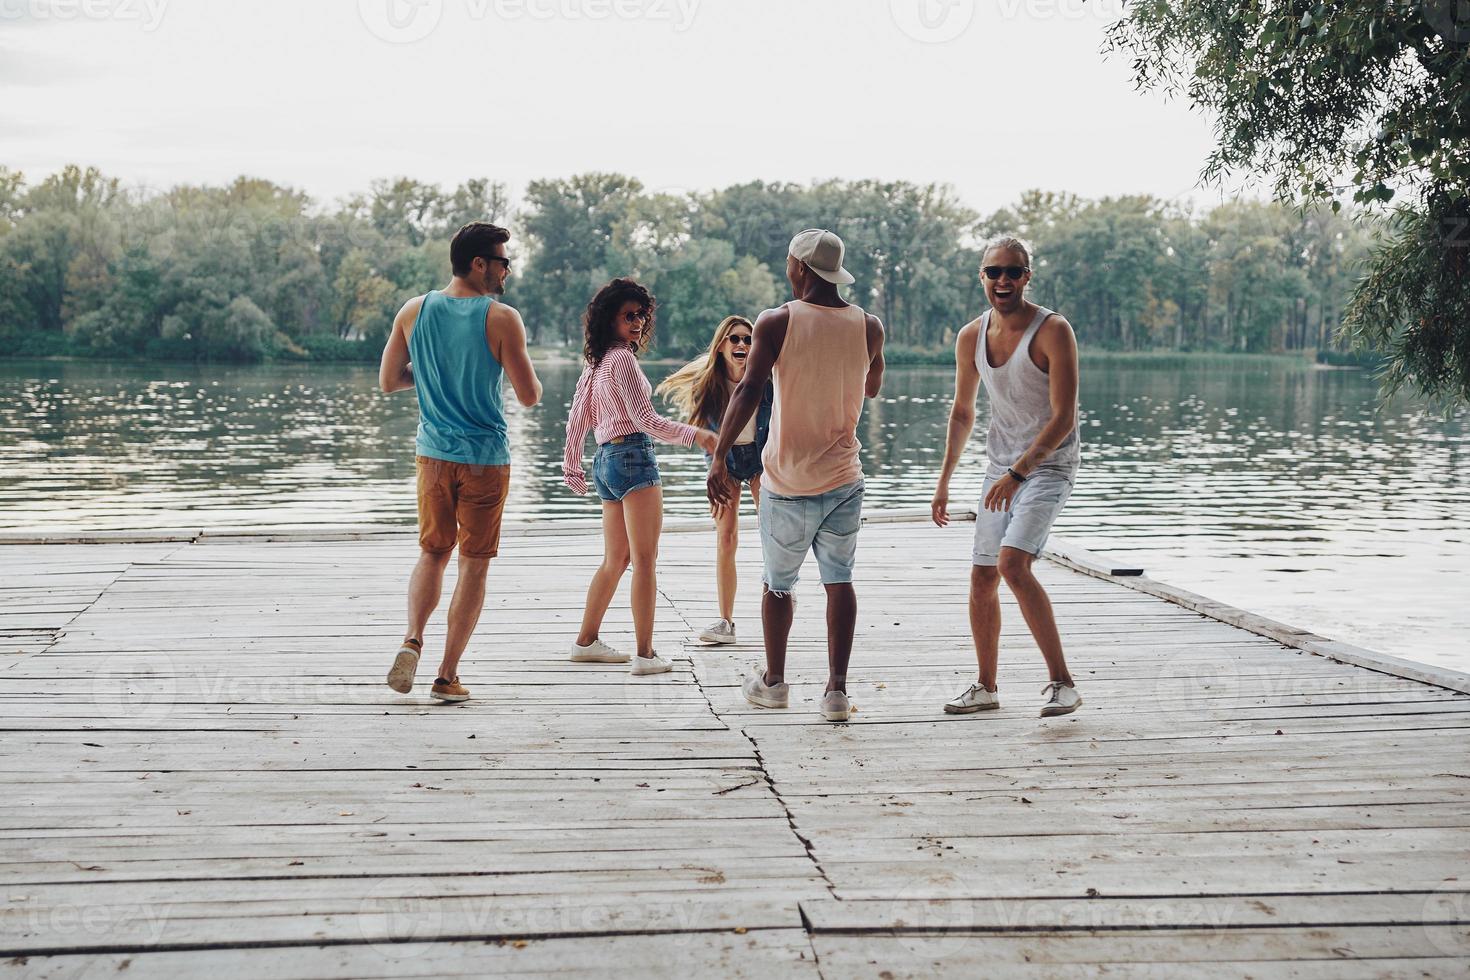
xmin=1108 ymin=1 xmax=1470 ymax=403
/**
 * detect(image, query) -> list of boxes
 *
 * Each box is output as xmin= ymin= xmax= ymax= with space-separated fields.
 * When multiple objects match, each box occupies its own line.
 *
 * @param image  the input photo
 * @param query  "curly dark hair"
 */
xmin=583 ymin=277 xmax=657 ymax=365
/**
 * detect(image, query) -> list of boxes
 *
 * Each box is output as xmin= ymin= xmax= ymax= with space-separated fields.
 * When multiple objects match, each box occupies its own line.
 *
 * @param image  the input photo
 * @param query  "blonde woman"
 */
xmin=658 ymin=315 xmax=774 ymax=645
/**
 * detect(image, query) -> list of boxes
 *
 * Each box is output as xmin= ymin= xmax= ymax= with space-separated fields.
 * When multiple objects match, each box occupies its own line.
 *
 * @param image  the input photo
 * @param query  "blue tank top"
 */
xmin=409 ymin=290 xmax=510 ymax=466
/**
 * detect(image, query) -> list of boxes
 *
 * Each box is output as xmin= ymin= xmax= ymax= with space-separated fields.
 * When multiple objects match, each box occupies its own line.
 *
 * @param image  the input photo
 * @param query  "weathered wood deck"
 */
xmin=2 ymin=517 xmax=1468 ymax=978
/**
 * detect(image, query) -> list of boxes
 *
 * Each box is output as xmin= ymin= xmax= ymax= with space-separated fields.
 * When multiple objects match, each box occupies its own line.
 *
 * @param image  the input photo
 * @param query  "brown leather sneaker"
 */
xmin=386 ymin=640 xmax=421 ymax=694
xmin=430 ymin=676 xmax=470 ymax=703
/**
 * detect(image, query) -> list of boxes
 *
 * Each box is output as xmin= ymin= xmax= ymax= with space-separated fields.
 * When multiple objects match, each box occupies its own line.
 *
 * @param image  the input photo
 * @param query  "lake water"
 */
xmin=4 ymin=356 xmax=1467 ymax=673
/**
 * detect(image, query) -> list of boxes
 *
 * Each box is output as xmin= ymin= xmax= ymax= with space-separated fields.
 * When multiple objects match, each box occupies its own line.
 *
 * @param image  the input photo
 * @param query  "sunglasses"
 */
xmin=726 ymin=334 xmax=752 ymax=347
xmin=983 ymin=265 xmax=1029 ymax=281
xmin=622 ymin=310 xmax=650 ymax=326
xmin=486 ymin=256 xmax=512 ymax=270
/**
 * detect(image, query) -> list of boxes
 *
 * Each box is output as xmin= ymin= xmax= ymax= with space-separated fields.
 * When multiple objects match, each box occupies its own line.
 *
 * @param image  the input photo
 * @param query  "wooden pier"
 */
xmin=2 ymin=516 xmax=1468 ymax=977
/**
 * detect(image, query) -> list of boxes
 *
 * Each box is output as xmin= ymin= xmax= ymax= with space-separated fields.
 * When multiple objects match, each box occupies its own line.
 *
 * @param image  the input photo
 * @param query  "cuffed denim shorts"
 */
xmin=592 ymin=434 xmax=661 ymax=502
xmin=758 ymin=479 xmax=864 ymax=593
xmin=972 ymin=468 xmax=1074 ymax=565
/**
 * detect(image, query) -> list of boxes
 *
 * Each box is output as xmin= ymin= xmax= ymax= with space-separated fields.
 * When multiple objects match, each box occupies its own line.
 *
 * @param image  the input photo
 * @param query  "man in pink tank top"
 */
xmin=709 ymin=230 xmax=886 ymax=723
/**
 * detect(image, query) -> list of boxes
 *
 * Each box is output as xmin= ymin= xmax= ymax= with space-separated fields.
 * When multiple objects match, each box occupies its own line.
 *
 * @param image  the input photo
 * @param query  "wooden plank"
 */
xmin=2 ymin=518 xmax=1466 ymax=976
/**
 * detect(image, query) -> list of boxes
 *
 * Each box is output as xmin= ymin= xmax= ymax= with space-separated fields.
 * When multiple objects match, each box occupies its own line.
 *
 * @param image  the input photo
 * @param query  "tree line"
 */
xmin=0 ymin=165 xmax=1374 ymax=363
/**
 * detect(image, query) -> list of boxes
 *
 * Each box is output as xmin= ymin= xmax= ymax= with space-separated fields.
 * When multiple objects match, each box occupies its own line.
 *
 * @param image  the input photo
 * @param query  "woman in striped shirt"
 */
xmin=563 ymin=278 xmax=718 ymax=675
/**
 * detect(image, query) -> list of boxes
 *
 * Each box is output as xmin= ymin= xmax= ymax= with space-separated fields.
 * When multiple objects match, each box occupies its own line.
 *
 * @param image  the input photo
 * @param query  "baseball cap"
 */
xmin=788 ymin=228 xmax=855 ymax=285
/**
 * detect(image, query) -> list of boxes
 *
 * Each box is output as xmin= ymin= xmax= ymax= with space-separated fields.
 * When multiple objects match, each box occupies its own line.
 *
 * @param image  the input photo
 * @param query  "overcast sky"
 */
xmin=1 ymin=0 xmax=1241 ymax=214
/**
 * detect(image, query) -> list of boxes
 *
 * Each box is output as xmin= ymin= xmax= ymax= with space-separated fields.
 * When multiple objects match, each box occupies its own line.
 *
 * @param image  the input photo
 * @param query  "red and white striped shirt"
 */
xmin=562 ymin=346 xmax=699 ymax=495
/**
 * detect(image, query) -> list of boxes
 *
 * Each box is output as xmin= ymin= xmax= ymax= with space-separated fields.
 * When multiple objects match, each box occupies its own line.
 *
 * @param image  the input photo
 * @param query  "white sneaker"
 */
xmin=571 ymin=638 xmax=629 ymax=664
xmin=630 ymin=652 xmax=673 ymax=676
xmin=820 ymin=690 xmax=851 ymax=722
xmin=698 ymin=619 xmax=736 ymax=644
xmin=944 ymin=683 xmax=1000 ymax=714
xmin=742 ymin=668 xmax=789 ymax=709
xmin=1040 ymin=681 xmax=1082 ymax=717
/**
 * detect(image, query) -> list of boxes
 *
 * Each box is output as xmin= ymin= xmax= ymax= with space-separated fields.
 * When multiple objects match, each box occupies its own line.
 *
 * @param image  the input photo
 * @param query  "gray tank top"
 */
xmin=976 ymin=306 xmax=1080 ymax=479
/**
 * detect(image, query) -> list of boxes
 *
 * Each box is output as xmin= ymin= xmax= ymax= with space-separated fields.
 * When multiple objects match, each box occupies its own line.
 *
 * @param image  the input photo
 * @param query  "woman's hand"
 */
xmin=695 ymin=429 xmax=719 ymax=453
xmin=564 ymin=470 xmax=588 ymax=496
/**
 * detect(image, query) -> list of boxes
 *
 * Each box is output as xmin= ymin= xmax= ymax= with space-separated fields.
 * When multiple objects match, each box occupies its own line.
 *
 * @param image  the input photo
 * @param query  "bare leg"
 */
xmin=405 ymin=549 xmax=453 ymax=645
xmin=997 ymin=547 xmax=1073 ymax=685
xmin=823 ymin=582 xmax=856 ymax=693
xmin=439 ymin=554 xmax=489 ymax=679
xmin=713 ymin=483 xmax=741 ymax=623
xmin=969 ymin=564 xmax=1002 ymax=691
xmin=576 ymin=501 xmax=630 ymax=646
xmin=761 ymin=586 xmax=793 ymax=684
xmin=621 ymin=484 xmax=664 ymax=658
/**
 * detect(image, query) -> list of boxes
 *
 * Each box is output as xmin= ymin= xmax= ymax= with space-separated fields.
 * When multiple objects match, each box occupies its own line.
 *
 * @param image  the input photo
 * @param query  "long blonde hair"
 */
xmin=656 ymin=315 xmax=753 ymax=427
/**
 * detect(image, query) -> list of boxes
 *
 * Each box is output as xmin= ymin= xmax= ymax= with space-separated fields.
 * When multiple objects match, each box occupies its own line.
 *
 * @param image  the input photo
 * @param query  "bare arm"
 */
xmin=931 ymin=321 xmax=982 ymax=526
xmin=708 ymin=306 xmax=787 ymax=507
xmin=1010 ymin=316 xmax=1079 ymax=477
xmin=487 ymin=303 xmax=542 ymax=408
xmin=864 ymin=313 xmax=886 ymax=398
xmin=378 ymin=296 xmax=424 ymax=394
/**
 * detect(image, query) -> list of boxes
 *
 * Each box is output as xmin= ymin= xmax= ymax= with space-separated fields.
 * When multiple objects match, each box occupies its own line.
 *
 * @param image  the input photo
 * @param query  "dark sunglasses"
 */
xmin=726 ymin=334 xmax=752 ymax=346
xmin=486 ymin=256 xmax=512 ymax=270
xmin=622 ymin=310 xmax=650 ymax=325
xmin=983 ymin=265 xmax=1029 ymax=281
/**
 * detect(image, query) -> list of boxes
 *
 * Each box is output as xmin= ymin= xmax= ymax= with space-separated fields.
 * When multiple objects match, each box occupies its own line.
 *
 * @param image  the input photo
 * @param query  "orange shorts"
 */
xmin=416 ymin=457 xmax=511 ymax=559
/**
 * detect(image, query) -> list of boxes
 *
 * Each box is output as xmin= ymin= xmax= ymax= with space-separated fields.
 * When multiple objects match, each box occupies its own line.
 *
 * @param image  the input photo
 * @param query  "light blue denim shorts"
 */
xmin=758 ymin=479 xmax=864 ymax=593
xmin=972 ymin=468 xmax=1074 ymax=565
xmin=592 ymin=434 xmax=661 ymax=502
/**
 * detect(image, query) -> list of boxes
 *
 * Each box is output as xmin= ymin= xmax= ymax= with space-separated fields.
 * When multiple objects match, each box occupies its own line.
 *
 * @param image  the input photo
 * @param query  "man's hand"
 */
xmin=707 ymin=457 xmax=736 ymax=509
xmin=983 ymin=473 xmax=1022 ymax=513
xmin=931 ymin=484 xmax=951 ymax=526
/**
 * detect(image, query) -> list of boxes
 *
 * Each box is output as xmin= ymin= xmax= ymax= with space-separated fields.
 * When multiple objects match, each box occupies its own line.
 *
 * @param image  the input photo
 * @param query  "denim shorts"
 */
xmin=727 ymin=443 xmax=763 ymax=483
xmin=592 ymin=434 xmax=661 ymax=502
xmin=972 ymin=468 xmax=1074 ymax=565
xmin=758 ymin=479 xmax=864 ymax=594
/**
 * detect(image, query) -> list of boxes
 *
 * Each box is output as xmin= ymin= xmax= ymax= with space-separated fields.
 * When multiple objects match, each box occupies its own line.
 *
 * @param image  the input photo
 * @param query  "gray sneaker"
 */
xmin=698 ymin=619 xmax=736 ymax=644
xmin=742 ymin=669 xmax=789 ymax=709
xmin=820 ymin=690 xmax=851 ymax=722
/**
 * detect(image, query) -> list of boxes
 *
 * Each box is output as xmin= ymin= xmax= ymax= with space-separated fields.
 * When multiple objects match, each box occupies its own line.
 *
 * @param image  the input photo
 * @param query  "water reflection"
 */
xmin=2 ymin=357 xmax=1466 ymax=670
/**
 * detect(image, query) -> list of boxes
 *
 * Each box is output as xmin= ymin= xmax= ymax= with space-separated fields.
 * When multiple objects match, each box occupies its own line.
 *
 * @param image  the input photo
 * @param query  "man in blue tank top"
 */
xmin=379 ymin=222 xmax=543 ymax=704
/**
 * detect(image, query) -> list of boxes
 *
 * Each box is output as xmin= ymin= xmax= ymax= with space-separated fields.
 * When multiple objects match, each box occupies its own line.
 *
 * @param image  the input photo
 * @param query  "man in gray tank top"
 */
xmin=931 ymin=235 xmax=1084 ymax=718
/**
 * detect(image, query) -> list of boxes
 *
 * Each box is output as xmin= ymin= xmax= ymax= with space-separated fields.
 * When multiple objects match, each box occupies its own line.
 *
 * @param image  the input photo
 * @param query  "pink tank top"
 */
xmin=761 ymin=300 xmax=870 ymax=496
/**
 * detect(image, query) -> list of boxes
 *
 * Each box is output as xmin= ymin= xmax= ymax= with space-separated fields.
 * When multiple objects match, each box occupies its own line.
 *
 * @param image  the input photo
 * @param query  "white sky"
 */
xmin=1 ymin=0 xmax=1241 ymax=213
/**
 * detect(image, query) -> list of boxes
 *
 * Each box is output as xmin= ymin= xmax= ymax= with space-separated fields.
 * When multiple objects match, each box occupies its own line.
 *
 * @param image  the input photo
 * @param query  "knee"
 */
xmin=717 ymin=526 xmax=739 ymax=554
xmin=604 ymin=550 xmax=631 ymax=574
xmin=971 ymin=564 xmax=1001 ymax=593
xmin=458 ymin=555 xmax=491 ymax=580
xmin=631 ymin=547 xmax=658 ymax=571
xmin=420 ymin=549 xmax=453 ymax=570
xmin=997 ymin=550 xmax=1033 ymax=584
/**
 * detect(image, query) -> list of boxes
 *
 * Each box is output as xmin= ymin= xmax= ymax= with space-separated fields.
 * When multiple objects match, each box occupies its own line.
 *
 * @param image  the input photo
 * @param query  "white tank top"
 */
xmin=976 ymin=306 xmax=1080 ymax=478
